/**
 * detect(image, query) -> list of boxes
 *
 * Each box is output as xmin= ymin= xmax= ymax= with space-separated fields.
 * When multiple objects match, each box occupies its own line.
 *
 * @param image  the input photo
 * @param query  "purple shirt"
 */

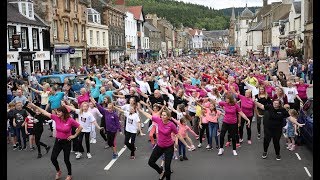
xmin=51 ymin=114 xmax=80 ymax=140
xmin=219 ymin=101 xmax=241 ymax=124
xmin=152 ymin=116 xmax=178 ymax=148
xmin=238 ymin=95 xmax=255 ymax=117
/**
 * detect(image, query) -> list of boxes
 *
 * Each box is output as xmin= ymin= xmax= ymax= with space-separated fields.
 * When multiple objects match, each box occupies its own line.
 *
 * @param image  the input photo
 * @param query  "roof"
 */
xmin=91 ymin=0 xmax=107 ymax=14
xmin=202 ymin=30 xmax=229 ymax=39
xmin=248 ymin=21 xmax=263 ymax=32
xmin=241 ymin=5 xmax=254 ymax=18
xmin=144 ymin=22 xmax=160 ymax=32
xmin=293 ymin=1 xmax=301 ymax=14
xmin=7 ymin=2 xmax=47 ymax=27
xmin=252 ymin=4 xmax=272 ymax=22
xmin=127 ymin=6 xmax=143 ymax=21
xmin=230 ymin=7 xmax=236 ymax=21
xmin=189 ymin=29 xmax=202 ymax=36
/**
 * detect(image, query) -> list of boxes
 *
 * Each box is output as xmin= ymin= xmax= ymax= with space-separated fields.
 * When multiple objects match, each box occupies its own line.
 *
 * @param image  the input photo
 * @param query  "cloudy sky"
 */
xmin=175 ymin=0 xmax=283 ymax=9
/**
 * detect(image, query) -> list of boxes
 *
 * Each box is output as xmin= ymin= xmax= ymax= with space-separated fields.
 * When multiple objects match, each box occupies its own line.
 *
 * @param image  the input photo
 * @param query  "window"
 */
xmin=74 ymin=0 xmax=78 ymax=12
xmin=97 ymin=31 xmax=100 ymax=45
xmin=53 ymin=20 xmax=58 ymax=39
xmin=74 ymin=23 xmax=78 ymax=41
xmin=89 ymin=30 xmax=93 ymax=45
xmin=32 ymin=29 xmax=39 ymax=50
xmin=21 ymin=27 xmax=28 ymax=49
xmin=52 ymin=0 xmax=57 ymax=7
xmin=102 ymin=32 xmax=106 ymax=46
xmin=28 ymin=3 xmax=33 ymax=18
xmin=8 ymin=26 xmax=16 ymax=49
xmin=64 ymin=22 xmax=69 ymax=40
xmin=65 ymin=0 xmax=70 ymax=11
xmin=21 ymin=3 xmax=27 ymax=15
xmin=81 ymin=25 xmax=85 ymax=41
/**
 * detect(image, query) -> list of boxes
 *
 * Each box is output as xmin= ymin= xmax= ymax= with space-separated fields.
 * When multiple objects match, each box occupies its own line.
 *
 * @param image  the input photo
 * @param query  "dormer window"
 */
xmin=87 ymin=8 xmax=101 ymax=24
xmin=28 ymin=3 xmax=33 ymax=18
xmin=19 ymin=2 xmax=34 ymax=19
xmin=21 ymin=3 xmax=27 ymax=16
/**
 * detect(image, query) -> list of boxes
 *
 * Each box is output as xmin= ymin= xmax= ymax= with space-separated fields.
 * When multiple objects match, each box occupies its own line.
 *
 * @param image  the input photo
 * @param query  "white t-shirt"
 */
xmin=188 ymin=97 xmax=197 ymax=113
xmin=283 ymin=87 xmax=298 ymax=103
xmin=124 ymin=111 xmax=140 ymax=133
xmin=75 ymin=109 xmax=96 ymax=132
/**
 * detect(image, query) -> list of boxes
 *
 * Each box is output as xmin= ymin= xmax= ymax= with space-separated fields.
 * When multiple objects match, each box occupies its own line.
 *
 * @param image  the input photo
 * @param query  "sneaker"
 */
xmin=217 ymin=132 xmax=220 ymax=136
xmin=112 ymin=153 xmax=118 ymax=159
xmin=262 ymin=152 xmax=267 ymax=159
xmin=289 ymin=145 xmax=295 ymax=151
xmin=191 ymin=145 xmax=196 ymax=151
xmin=197 ymin=143 xmax=202 ymax=148
xmin=13 ymin=145 xmax=17 ymax=150
xmin=90 ymin=139 xmax=93 ymax=144
xmin=65 ymin=175 xmax=72 ymax=180
xmin=174 ymin=155 xmax=178 ymax=160
xmin=179 ymin=155 xmax=183 ymax=161
xmin=141 ymin=123 xmax=144 ymax=128
xmin=76 ymin=152 xmax=82 ymax=159
xmin=55 ymin=170 xmax=62 ymax=180
xmin=206 ymin=144 xmax=211 ymax=149
xmin=87 ymin=153 xmax=92 ymax=159
xmin=75 ymin=152 xmax=79 ymax=155
xmin=130 ymin=156 xmax=135 ymax=159
xmin=23 ymin=147 xmax=27 ymax=151
xmin=183 ymin=156 xmax=189 ymax=160
xmin=218 ymin=148 xmax=224 ymax=155
xmin=286 ymin=143 xmax=292 ymax=149
xmin=37 ymin=154 xmax=42 ymax=159
xmin=45 ymin=146 xmax=51 ymax=154
xmin=225 ymin=142 xmax=231 ymax=147
xmin=257 ymin=134 xmax=261 ymax=139
xmin=239 ymin=139 xmax=243 ymax=143
xmin=18 ymin=146 xmax=22 ymax=151
xmin=233 ymin=150 xmax=238 ymax=156
xmin=91 ymin=139 xmax=96 ymax=144
xmin=216 ymin=145 xmax=219 ymax=149
xmin=247 ymin=140 xmax=252 ymax=145
xmin=236 ymin=143 xmax=241 ymax=148
xmin=276 ymin=155 xmax=281 ymax=160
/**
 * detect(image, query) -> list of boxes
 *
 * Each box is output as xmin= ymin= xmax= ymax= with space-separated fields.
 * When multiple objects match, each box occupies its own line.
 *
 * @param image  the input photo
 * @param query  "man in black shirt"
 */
xmin=11 ymin=102 xmax=28 ymax=150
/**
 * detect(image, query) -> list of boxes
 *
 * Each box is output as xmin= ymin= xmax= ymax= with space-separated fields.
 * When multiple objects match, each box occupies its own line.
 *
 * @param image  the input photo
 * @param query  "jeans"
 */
xmin=78 ymin=132 xmax=90 ymax=153
xmin=239 ymin=116 xmax=253 ymax=140
xmin=208 ymin=122 xmax=219 ymax=147
xmin=148 ymin=145 xmax=174 ymax=180
xmin=15 ymin=127 xmax=26 ymax=148
xmin=178 ymin=139 xmax=186 ymax=157
xmin=51 ymin=139 xmax=72 ymax=175
xmin=220 ymin=122 xmax=238 ymax=150
xmin=263 ymin=127 xmax=282 ymax=155
xmin=124 ymin=131 xmax=136 ymax=156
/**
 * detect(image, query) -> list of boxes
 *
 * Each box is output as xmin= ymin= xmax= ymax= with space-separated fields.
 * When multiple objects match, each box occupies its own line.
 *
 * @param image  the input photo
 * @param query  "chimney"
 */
xmin=263 ymin=0 xmax=267 ymax=7
xmin=114 ymin=0 xmax=125 ymax=5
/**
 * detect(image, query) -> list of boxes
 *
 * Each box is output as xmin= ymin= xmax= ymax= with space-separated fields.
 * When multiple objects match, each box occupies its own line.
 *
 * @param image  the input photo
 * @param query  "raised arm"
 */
xmin=137 ymin=108 xmax=152 ymax=119
xmin=28 ymin=102 xmax=51 ymax=118
xmin=254 ymin=101 xmax=265 ymax=110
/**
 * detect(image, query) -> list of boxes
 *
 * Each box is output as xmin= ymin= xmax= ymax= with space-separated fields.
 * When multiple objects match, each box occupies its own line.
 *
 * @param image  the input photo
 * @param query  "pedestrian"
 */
xmin=28 ymin=102 xmax=82 ymax=180
xmin=12 ymin=101 xmax=28 ymax=150
xmin=286 ymin=109 xmax=305 ymax=151
xmin=24 ymin=113 xmax=36 ymax=150
xmin=88 ymin=102 xmax=103 ymax=144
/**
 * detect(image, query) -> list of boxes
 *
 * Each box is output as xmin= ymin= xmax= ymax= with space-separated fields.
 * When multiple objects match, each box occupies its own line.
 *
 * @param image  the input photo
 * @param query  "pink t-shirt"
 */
xmin=296 ymin=84 xmax=309 ymax=99
xmin=51 ymin=114 xmax=80 ymax=140
xmin=203 ymin=109 xmax=221 ymax=123
xmin=77 ymin=92 xmax=90 ymax=106
xmin=238 ymin=94 xmax=255 ymax=117
xmin=152 ymin=116 xmax=178 ymax=148
xmin=219 ymin=101 xmax=241 ymax=124
xmin=225 ymin=83 xmax=239 ymax=92
xmin=265 ymin=85 xmax=276 ymax=98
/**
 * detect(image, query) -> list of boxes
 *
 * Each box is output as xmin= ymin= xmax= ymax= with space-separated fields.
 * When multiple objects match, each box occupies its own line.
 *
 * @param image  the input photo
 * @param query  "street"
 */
xmin=7 ymin=111 xmax=313 ymax=180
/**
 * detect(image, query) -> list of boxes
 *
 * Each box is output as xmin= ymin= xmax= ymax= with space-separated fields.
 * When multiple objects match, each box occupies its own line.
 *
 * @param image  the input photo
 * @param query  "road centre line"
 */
xmin=144 ymin=118 xmax=150 ymax=124
xmin=304 ymin=167 xmax=312 ymax=177
xmin=104 ymin=146 xmax=127 ymax=171
xmin=295 ymin=153 xmax=301 ymax=160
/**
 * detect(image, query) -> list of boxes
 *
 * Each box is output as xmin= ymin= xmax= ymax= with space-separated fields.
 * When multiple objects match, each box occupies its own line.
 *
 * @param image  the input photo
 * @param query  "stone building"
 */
xmin=144 ymin=22 xmax=161 ymax=60
xmin=302 ymin=0 xmax=313 ymax=60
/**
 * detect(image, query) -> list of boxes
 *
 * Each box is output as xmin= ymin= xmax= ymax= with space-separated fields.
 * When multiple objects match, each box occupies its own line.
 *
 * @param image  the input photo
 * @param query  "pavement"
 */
xmin=7 ymin=88 xmax=313 ymax=180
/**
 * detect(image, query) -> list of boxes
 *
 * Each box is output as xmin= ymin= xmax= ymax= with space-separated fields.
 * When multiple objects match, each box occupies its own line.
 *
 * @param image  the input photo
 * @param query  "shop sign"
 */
xmin=12 ymin=34 xmax=21 ymax=48
xmin=7 ymin=54 xmax=15 ymax=60
xmin=36 ymin=53 xmax=46 ymax=59
xmin=88 ymin=51 xmax=106 ymax=55
xmin=55 ymin=48 xmax=69 ymax=54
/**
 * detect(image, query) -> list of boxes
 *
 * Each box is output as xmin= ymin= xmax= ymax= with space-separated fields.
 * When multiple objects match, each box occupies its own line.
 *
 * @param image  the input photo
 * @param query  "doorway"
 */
xmin=24 ymin=61 xmax=32 ymax=75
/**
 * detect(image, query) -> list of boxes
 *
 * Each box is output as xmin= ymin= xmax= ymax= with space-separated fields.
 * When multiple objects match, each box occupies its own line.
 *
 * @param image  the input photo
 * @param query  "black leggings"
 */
xmin=34 ymin=130 xmax=48 ymax=154
xmin=100 ymin=129 xmax=108 ymax=142
xmin=51 ymin=139 xmax=72 ymax=175
xmin=124 ymin=131 xmax=137 ymax=156
xmin=106 ymin=131 xmax=117 ymax=147
xmin=199 ymin=123 xmax=209 ymax=144
xmin=263 ymin=127 xmax=282 ymax=155
xmin=239 ymin=116 xmax=253 ymax=140
xmin=148 ymin=145 xmax=174 ymax=180
xmin=78 ymin=132 xmax=90 ymax=153
xmin=257 ymin=115 xmax=263 ymax=135
xmin=71 ymin=127 xmax=78 ymax=152
xmin=220 ymin=122 xmax=238 ymax=150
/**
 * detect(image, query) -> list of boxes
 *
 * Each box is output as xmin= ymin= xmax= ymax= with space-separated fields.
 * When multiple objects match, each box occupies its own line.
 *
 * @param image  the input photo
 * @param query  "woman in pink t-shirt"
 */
xmin=139 ymin=108 xmax=190 ymax=180
xmin=29 ymin=103 xmax=82 ymax=180
xmin=216 ymin=93 xmax=250 ymax=156
xmin=294 ymin=78 xmax=313 ymax=103
xmin=77 ymin=88 xmax=90 ymax=107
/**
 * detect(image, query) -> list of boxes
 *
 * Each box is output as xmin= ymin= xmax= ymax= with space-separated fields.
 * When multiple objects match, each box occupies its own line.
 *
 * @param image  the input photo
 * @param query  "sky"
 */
xmin=175 ymin=0 xmax=283 ymax=10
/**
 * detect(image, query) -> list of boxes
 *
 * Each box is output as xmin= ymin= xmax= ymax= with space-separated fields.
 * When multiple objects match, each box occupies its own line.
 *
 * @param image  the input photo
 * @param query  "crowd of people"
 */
xmin=7 ymin=54 xmax=312 ymax=180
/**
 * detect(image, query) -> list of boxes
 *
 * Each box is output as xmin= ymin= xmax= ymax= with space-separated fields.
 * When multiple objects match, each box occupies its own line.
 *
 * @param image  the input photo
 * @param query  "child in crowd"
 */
xmin=286 ymin=109 xmax=305 ymax=151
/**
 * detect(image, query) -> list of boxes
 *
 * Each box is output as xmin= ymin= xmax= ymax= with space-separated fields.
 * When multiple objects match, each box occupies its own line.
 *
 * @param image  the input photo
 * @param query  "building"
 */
xmin=7 ymin=0 xmax=50 ymax=76
xmin=203 ymin=30 xmax=229 ymax=53
xmin=157 ymin=18 xmax=174 ymax=57
xmin=33 ymin=0 xmax=88 ymax=70
xmin=86 ymin=6 xmax=109 ymax=66
xmin=144 ymin=22 xmax=161 ymax=60
xmin=302 ymin=0 xmax=313 ymax=60
xmin=124 ymin=11 xmax=138 ymax=62
xmin=188 ymin=28 xmax=204 ymax=51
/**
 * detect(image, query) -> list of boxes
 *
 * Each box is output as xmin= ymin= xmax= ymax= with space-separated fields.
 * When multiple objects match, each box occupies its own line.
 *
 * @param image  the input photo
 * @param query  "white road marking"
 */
xmin=104 ymin=146 xmax=127 ymax=171
xmin=144 ymin=118 xmax=150 ymax=124
xmin=304 ymin=167 xmax=312 ymax=177
xmin=295 ymin=153 xmax=301 ymax=160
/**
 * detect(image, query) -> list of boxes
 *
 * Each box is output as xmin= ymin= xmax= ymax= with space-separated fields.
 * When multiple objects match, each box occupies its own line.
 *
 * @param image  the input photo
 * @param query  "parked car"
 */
xmin=39 ymin=74 xmax=84 ymax=94
xmin=297 ymin=98 xmax=313 ymax=151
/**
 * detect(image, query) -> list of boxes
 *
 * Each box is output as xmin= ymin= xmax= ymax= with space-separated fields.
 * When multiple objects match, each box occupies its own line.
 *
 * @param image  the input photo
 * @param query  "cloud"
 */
xmin=175 ymin=0 xmax=282 ymax=9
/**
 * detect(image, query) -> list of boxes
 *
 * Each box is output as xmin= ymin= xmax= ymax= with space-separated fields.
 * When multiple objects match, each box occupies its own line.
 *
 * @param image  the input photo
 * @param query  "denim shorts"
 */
xmin=9 ymin=126 xmax=16 ymax=136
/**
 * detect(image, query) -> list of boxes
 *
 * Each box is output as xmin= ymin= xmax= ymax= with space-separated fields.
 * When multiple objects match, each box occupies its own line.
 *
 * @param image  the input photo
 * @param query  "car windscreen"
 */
xmin=40 ymin=77 xmax=61 ymax=84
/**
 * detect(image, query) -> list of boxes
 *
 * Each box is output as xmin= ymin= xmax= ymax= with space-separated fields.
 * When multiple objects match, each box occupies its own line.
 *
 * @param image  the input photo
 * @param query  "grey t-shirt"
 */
xmin=11 ymin=95 xmax=28 ymax=105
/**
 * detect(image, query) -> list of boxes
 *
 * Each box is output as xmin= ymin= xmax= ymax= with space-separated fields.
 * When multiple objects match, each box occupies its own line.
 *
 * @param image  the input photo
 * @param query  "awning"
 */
xmin=271 ymin=47 xmax=280 ymax=51
xmin=7 ymin=63 xmax=14 ymax=70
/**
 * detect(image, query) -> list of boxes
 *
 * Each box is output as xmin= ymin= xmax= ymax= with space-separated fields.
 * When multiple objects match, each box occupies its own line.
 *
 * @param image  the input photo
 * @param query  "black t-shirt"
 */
xmin=23 ymin=105 xmax=50 ymax=131
xmin=255 ymin=95 xmax=272 ymax=114
xmin=12 ymin=109 xmax=28 ymax=128
xmin=125 ymin=94 xmax=141 ymax=104
xmin=148 ymin=94 xmax=166 ymax=106
xmin=147 ymin=81 xmax=155 ymax=94
xmin=263 ymin=105 xmax=289 ymax=129
xmin=173 ymin=94 xmax=188 ymax=109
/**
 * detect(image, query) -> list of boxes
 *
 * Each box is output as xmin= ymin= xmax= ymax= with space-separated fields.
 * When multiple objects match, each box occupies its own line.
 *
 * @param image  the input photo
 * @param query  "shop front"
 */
xmin=69 ymin=48 xmax=83 ymax=68
xmin=53 ymin=45 xmax=70 ymax=70
xmin=88 ymin=48 xmax=108 ymax=66
xmin=33 ymin=51 xmax=51 ymax=72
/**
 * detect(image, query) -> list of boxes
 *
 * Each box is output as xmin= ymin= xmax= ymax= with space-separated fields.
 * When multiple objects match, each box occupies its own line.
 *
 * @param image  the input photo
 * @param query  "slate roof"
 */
xmin=241 ymin=6 xmax=254 ymax=18
xmin=144 ymin=22 xmax=160 ymax=32
xmin=248 ymin=21 xmax=263 ymax=32
xmin=202 ymin=30 xmax=229 ymax=38
xmin=7 ymin=2 xmax=47 ymax=27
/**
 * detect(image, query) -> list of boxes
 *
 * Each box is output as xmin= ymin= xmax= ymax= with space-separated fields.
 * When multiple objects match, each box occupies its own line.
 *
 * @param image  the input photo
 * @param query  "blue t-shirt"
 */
xmin=105 ymin=90 xmax=114 ymax=101
xmin=94 ymin=77 xmax=103 ymax=86
xmin=90 ymin=85 xmax=101 ymax=98
xmin=49 ymin=92 xmax=65 ymax=109
xmin=191 ymin=77 xmax=201 ymax=86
